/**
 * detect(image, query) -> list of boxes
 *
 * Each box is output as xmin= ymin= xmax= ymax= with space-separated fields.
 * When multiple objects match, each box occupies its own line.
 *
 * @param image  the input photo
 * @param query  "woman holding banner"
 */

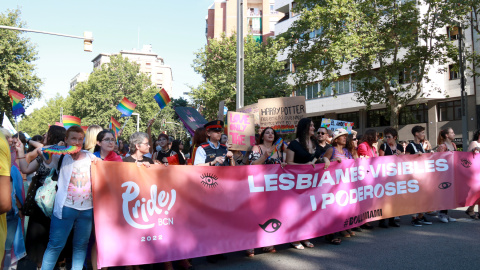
xmin=286 ymin=118 xmax=334 ymax=248
xmin=378 ymin=127 xmax=403 ymax=228
xmin=466 ymin=129 xmax=480 ymax=219
xmin=155 ymin=134 xmax=176 ymax=165
xmin=244 ymin=127 xmax=286 ymax=256
xmin=324 ymin=128 xmax=357 ymax=238
xmin=435 ymin=127 xmax=458 ymax=223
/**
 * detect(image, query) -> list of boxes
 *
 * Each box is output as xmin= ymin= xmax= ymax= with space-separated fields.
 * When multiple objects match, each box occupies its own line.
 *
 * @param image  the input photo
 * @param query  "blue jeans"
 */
xmin=41 ymin=207 xmax=93 ymax=270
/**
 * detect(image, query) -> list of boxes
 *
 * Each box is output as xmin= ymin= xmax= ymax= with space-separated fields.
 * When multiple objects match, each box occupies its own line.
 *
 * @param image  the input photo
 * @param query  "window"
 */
xmin=270 ymin=5 xmax=277 ymax=14
xmin=367 ymin=109 xmax=390 ymax=127
xmin=438 ymin=100 xmax=461 ymax=121
xmin=332 ymin=77 xmax=350 ymax=94
xmin=449 ymin=65 xmax=459 ymax=80
xmin=337 ymin=112 xmax=359 ymax=128
xmin=447 ymin=26 xmax=459 ymax=41
xmin=399 ymin=104 xmax=428 ymax=125
xmin=295 ymin=87 xmax=305 ymax=97
xmin=146 ymin=62 xmax=151 ymax=66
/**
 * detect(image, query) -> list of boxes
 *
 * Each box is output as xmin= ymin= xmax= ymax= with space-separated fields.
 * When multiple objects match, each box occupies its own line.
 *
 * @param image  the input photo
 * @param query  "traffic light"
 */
xmin=83 ymin=31 xmax=93 ymax=52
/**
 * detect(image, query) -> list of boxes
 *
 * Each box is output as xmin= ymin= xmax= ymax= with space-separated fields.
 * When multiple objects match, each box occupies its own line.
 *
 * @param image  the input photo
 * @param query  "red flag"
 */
xmin=166 ymin=154 xmax=180 ymax=165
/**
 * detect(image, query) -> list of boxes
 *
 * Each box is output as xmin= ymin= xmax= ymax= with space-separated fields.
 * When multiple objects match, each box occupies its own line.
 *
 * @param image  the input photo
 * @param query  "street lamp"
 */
xmin=456 ymin=24 xmax=468 ymax=150
xmin=132 ymin=113 xmax=140 ymax=132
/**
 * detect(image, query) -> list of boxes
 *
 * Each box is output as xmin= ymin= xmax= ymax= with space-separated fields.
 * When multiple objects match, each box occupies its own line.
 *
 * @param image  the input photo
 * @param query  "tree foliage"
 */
xmin=70 ymin=55 xmax=182 ymax=140
xmin=18 ymin=94 xmax=72 ymax=136
xmin=0 ymin=9 xmax=42 ymax=122
xmin=283 ymin=0 xmax=458 ymax=128
xmin=19 ymin=55 xmax=187 ymax=141
xmin=190 ymin=34 xmax=291 ymax=120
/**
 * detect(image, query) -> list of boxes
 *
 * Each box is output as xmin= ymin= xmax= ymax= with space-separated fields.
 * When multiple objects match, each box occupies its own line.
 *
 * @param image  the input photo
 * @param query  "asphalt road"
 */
xmin=16 ymin=208 xmax=480 ymax=270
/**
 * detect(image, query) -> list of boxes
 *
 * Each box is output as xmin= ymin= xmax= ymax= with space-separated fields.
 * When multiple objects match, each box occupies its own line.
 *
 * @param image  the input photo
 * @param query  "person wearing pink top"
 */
xmin=357 ymin=129 xmax=378 ymax=158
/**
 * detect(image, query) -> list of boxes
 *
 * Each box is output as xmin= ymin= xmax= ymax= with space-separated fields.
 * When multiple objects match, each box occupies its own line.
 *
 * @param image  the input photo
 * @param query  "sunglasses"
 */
xmin=317 ymin=132 xmax=326 ymax=135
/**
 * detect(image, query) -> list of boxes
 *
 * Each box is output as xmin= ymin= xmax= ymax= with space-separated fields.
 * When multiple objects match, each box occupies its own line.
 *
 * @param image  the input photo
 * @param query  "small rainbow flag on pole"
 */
xmin=154 ymin=88 xmax=171 ymax=109
xmin=8 ymin=90 xmax=25 ymax=116
xmin=62 ymin=115 xmax=81 ymax=129
xmin=269 ymin=138 xmax=284 ymax=158
xmin=116 ymin=97 xmax=136 ymax=117
xmin=110 ymin=116 xmax=121 ymax=138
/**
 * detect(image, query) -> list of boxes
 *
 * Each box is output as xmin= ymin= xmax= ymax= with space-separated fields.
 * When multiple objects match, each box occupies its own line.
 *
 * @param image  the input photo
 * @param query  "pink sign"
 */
xmin=92 ymin=152 xmax=480 ymax=268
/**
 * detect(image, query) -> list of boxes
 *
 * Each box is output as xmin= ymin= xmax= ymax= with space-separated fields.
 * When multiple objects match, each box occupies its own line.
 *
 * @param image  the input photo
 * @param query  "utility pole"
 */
xmin=458 ymin=25 xmax=469 ymax=150
xmin=236 ymin=0 xmax=244 ymax=110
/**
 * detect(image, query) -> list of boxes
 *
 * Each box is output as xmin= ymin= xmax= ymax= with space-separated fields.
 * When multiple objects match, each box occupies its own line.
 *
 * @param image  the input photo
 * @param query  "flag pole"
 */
xmin=14 ymin=116 xmax=18 ymax=132
xmin=147 ymin=110 xmax=162 ymax=128
xmin=121 ymin=116 xmax=131 ymax=131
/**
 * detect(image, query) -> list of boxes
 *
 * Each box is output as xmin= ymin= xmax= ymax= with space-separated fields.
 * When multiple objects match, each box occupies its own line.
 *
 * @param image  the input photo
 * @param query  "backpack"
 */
xmin=35 ymin=155 xmax=65 ymax=218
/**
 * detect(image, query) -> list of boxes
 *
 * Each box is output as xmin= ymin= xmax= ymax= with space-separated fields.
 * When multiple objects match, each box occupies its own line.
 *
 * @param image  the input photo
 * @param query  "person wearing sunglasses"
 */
xmin=316 ymin=127 xmax=331 ymax=155
xmin=378 ymin=127 xmax=403 ymax=228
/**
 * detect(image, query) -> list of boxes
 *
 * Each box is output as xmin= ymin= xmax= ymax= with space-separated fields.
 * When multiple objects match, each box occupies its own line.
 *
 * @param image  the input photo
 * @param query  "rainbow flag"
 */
xmin=62 ymin=115 xmax=81 ymax=129
xmin=116 ymin=97 xmax=136 ymax=117
xmin=153 ymin=88 xmax=171 ymax=109
xmin=8 ymin=90 xmax=25 ymax=116
xmin=110 ymin=116 xmax=121 ymax=138
xmin=269 ymin=138 xmax=284 ymax=158
xmin=81 ymin=126 xmax=89 ymax=132
xmin=55 ymin=122 xmax=64 ymax=127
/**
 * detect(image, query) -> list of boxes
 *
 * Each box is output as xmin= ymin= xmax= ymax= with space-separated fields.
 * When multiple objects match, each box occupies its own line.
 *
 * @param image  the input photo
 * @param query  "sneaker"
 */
xmin=438 ymin=214 xmax=448 ymax=223
xmin=411 ymin=219 xmax=422 ymax=227
xmin=394 ymin=216 xmax=401 ymax=221
xmin=418 ymin=216 xmax=433 ymax=225
xmin=447 ymin=216 xmax=456 ymax=222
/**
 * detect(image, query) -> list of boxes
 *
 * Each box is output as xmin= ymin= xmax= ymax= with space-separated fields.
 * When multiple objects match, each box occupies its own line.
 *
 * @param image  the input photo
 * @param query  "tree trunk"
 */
xmin=389 ymin=103 xmax=400 ymax=131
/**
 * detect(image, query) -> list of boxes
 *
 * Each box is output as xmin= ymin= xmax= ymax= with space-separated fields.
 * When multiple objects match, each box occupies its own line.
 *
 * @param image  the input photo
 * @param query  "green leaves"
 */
xmin=284 ymin=0 xmax=459 ymax=128
xmin=0 ymin=9 xmax=42 ymax=120
xmin=190 ymin=34 xmax=291 ymax=120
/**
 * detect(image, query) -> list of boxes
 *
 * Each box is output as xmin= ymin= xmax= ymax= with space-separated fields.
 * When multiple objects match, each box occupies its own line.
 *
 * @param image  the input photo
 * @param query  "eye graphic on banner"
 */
xmin=438 ymin=182 xmax=452 ymax=189
xmin=460 ymin=159 xmax=472 ymax=168
xmin=259 ymin=219 xmax=282 ymax=233
xmin=200 ymin=173 xmax=219 ymax=188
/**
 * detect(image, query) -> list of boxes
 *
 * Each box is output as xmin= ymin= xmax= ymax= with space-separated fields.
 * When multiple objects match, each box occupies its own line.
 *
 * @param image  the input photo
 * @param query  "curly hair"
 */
xmin=259 ymin=127 xmax=279 ymax=145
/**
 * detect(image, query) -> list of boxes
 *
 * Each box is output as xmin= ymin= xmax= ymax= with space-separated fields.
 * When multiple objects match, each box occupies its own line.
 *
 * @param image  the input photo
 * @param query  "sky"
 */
xmin=1 ymin=0 xmax=213 ymax=114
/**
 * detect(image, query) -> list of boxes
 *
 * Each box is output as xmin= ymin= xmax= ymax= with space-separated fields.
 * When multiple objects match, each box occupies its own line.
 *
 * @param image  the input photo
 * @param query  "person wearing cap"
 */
xmin=194 ymin=120 xmax=234 ymax=166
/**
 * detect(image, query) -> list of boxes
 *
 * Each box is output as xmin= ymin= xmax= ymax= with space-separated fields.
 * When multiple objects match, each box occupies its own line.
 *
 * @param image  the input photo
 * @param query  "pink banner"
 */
xmin=92 ymin=152 xmax=480 ymax=268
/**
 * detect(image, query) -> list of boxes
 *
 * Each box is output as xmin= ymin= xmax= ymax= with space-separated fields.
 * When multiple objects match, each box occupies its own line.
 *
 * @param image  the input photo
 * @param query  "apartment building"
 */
xmin=274 ymin=1 xmax=480 ymax=147
xmin=206 ymin=0 xmax=284 ymax=42
xmin=90 ymin=45 xmax=173 ymax=96
xmin=70 ymin=72 xmax=89 ymax=91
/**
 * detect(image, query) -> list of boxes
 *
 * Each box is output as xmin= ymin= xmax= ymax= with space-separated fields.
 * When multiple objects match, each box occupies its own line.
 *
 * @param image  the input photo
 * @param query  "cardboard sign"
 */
xmin=227 ymin=111 xmax=256 ymax=151
xmin=258 ymin=96 xmax=306 ymax=134
xmin=174 ymin=107 xmax=207 ymax=136
xmin=321 ymin=118 xmax=354 ymax=134
xmin=237 ymin=103 xmax=260 ymax=126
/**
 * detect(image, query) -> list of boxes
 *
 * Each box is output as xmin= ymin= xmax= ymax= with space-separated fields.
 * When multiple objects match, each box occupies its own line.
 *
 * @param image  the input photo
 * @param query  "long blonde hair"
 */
xmin=84 ymin=125 xmax=103 ymax=152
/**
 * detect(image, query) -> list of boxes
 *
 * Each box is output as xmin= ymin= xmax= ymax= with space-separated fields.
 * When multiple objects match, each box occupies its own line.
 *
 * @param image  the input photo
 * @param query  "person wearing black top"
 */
xmin=405 ymin=126 xmax=433 ymax=227
xmin=378 ymin=127 xmax=402 ymax=228
xmin=286 ymin=118 xmax=334 ymax=248
xmin=155 ymin=134 xmax=176 ymax=164
xmin=124 ymin=132 xmax=154 ymax=166
xmin=316 ymin=127 xmax=331 ymax=157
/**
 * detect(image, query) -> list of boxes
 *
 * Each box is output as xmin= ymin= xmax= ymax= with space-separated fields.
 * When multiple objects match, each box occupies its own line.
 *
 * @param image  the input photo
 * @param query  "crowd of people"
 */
xmin=0 ymin=116 xmax=480 ymax=270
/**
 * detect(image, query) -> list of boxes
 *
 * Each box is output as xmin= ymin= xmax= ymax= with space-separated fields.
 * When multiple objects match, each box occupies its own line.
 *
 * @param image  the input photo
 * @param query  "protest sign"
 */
xmin=92 ymin=152 xmax=480 ymax=268
xmin=258 ymin=96 xmax=306 ymax=134
xmin=321 ymin=118 xmax=354 ymax=133
xmin=237 ymin=103 xmax=260 ymax=126
xmin=174 ymin=107 xmax=208 ymax=136
xmin=226 ymin=111 xmax=255 ymax=151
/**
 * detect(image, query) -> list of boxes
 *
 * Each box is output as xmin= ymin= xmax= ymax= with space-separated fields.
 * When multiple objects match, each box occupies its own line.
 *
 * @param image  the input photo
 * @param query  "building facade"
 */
xmin=70 ymin=72 xmax=90 ymax=91
xmin=274 ymin=1 xmax=480 ymax=148
xmin=90 ymin=45 xmax=173 ymax=96
xmin=206 ymin=0 xmax=284 ymax=42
